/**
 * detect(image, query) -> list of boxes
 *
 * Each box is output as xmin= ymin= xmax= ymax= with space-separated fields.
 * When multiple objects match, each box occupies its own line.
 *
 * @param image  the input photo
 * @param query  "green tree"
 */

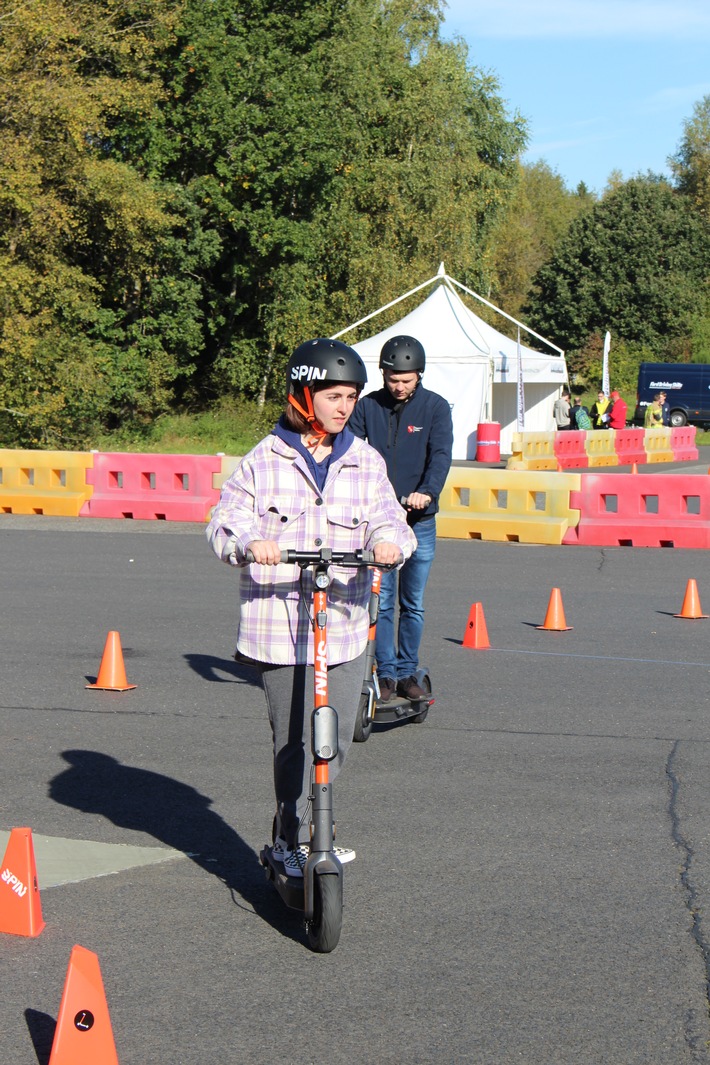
xmin=488 ymin=160 xmax=595 ymax=327
xmin=0 ymin=0 xmax=207 ymax=445
xmin=524 ymin=176 xmax=710 ymax=370
xmin=150 ymin=0 xmax=527 ymax=401
xmin=0 ymin=0 xmax=528 ymax=441
xmin=670 ymin=95 xmax=710 ymax=221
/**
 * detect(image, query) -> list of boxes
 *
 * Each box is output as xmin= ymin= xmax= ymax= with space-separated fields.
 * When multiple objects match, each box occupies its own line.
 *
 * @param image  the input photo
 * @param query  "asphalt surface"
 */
xmin=2 ymin=493 xmax=710 ymax=1063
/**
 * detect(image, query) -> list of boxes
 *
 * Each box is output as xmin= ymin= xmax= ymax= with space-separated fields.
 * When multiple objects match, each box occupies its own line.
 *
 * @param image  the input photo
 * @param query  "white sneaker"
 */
xmin=281 ymin=843 xmax=357 ymax=878
xmin=283 ymin=845 xmax=308 ymax=878
xmin=270 ymin=836 xmax=291 ymax=863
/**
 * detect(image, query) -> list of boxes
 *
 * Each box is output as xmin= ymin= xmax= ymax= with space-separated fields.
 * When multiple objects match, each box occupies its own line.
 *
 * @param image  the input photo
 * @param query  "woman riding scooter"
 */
xmin=206 ymin=339 xmax=415 ymax=876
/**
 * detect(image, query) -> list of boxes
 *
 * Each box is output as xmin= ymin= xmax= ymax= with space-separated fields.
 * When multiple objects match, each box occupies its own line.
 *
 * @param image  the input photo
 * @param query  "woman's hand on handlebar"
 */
xmin=373 ymin=542 xmax=403 ymax=567
xmin=245 ymin=539 xmax=282 ymax=565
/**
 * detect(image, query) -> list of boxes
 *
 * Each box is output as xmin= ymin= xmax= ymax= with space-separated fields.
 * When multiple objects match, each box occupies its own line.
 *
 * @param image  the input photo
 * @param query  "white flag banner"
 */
xmin=516 ymin=327 xmax=525 ymax=430
xmin=602 ymin=331 xmax=611 ymax=396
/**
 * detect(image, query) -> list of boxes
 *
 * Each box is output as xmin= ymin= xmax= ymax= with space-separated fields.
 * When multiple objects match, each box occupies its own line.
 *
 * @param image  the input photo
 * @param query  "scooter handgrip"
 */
xmin=244 ymin=548 xmax=290 ymax=564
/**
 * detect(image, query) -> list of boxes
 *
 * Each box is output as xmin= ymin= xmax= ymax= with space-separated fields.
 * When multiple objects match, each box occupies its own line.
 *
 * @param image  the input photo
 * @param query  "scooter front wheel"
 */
xmin=306 ymin=873 xmax=342 ymax=953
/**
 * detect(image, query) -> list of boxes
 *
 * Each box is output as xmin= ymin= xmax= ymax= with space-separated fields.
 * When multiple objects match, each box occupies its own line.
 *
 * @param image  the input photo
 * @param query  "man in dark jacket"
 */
xmin=349 ymin=335 xmax=453 ymax=701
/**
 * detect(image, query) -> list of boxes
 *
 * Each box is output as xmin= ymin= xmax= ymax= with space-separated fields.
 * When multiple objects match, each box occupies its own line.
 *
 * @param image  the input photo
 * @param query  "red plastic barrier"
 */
xmin=553 ymin=430 xmax=589 ymax=469
xmin=81 ymin=453 xmax=222 ymax=521
xmin=613 ymin=427 xmax=647 ymax=466
xmin=670 ymin=425 xmax=698 ymax=462
xmin=562 ymin=473 xmax=710 ymax=547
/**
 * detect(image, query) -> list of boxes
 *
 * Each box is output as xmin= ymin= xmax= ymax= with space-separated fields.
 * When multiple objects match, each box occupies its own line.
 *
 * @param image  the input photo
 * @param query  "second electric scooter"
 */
xmin=353 ymin=564 xmax=434 ymax=743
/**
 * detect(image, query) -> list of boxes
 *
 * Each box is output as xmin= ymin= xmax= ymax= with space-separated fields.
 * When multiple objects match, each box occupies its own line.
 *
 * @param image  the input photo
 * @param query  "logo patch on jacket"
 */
xmin=407 ymin=425 xmax=423 ymax=433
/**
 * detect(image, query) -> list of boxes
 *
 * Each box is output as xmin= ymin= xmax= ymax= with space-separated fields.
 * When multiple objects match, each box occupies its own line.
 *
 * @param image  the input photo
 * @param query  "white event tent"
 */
xmin=333 ymin=265 xmax=568 ymax=458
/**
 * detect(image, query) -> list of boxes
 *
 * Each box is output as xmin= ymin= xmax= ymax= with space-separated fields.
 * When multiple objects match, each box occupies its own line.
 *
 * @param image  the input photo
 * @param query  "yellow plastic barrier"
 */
xmin=212 ymin=455 xmax=243 ymax=491
xmin=507 ymin=432 xmax=557 ymax=470
xmin=0 ymin=450 xmax=93 ymax=516
xmin=438 ymin=467 xmax=581 ymax=544
xmin=643 ymin=427 xmax=674 ymax=464
xmin=585 ymin=429 xmax=619 ymax=467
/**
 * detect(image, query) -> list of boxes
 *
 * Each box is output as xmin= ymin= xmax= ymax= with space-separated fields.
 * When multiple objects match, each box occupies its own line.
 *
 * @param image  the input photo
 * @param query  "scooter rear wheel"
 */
xmin=306 ymin=873 xmax=342 ymax=953
xmin=412 ymin=673 xmax=432 ymax=724
xmin=353 ymin=691 xmax=373 ymax=743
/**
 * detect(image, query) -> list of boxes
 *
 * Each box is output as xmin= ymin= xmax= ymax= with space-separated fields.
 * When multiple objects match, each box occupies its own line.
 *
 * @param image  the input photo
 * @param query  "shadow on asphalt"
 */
xmin=48 ymin=750 xmax=305 ymax=946
xmin=183 ymin=653 xmax=263 ymax=687
xmin=24 ymin=1008 xmax=54 ymax=1065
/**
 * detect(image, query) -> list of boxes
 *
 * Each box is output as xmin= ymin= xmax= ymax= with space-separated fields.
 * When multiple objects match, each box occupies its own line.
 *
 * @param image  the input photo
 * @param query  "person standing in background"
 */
xmin=571 ymin=397 xmax=592 ymax=430
xmin=589 ymin=391 xmax=610 ymax=429
xmin=553 ymin=389 xmax=571 ymax=430
xmin=644 ymin=394 xmax=663 ymax=428
xmin=607 ymin=390 xmax=628 ymax=429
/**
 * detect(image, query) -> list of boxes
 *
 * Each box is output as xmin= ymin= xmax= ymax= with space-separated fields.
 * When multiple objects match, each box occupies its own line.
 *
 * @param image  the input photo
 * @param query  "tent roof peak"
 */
xmin=333 ymin=266 xmax=563 ymax=357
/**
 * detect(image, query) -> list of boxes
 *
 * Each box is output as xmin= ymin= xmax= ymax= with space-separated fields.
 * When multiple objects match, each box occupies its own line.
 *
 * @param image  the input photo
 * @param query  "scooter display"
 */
xmin=256 ymin=546 xmax=378 ymax=953
xmin=353 ymin=564 xmax=434 ymax=743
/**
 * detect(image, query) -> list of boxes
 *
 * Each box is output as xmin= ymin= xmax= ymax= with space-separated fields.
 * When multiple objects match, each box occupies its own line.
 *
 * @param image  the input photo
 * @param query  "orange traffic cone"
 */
xmin=0 ymin=827 xmax=45 ymax=937
xmin=86 ymin=631 xmax=136 ymax=691
xmin=49 ymin=945 xmax=119 ymax=1065
xmin=631 ymin=463 xmax=638 ymax=474
xmin=674 ymin=579 xmax=708 ymax=619
xmin=537 ymin=588 xmax=572 ymax=631
xmin=463 ymin=603 xmax=490 ymax=649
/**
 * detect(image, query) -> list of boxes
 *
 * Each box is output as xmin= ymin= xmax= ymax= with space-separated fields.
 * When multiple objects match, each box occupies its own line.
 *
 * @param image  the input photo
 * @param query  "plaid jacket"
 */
xmin=207 ymin=433 xmax=416 ymax=665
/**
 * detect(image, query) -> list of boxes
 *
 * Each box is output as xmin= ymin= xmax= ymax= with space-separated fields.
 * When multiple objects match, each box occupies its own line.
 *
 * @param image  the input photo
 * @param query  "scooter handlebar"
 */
xmin=244 ymin=547 xmax=399 ymax=568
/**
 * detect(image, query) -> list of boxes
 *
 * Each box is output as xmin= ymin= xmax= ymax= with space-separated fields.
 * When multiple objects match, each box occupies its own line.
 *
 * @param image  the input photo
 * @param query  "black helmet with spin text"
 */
xmin=287 ymin=338 xmax=367 ymax=395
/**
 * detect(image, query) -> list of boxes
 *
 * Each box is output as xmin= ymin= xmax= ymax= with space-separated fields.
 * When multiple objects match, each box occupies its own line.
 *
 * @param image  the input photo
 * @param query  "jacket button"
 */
xmin=314 ymin=537 xmax=322 ymax=546
xmin=315 ymin=498 xmax=323 ymax=506
xmin=280 ymin=515 xmax=288 ymax=523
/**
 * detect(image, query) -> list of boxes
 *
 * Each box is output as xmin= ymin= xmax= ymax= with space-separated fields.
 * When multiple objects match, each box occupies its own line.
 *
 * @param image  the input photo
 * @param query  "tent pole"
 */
xmin=331 ymin=272 xmax=444 ymax=340
xmin=444 ymin=276 xmax=565 ymax=356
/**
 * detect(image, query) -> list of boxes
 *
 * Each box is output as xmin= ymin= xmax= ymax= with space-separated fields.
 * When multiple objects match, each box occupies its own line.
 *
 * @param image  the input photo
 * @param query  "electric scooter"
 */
xmin=353 ymin=564 xmax=434 ymax=743
xmin=256 ymin=546 xmax=376 ymax=953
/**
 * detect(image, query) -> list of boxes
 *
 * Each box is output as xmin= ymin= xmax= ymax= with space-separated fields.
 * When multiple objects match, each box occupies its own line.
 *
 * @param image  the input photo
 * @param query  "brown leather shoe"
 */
xmin=397 ymin=675 xmax=426 ymax=700
xmin=378 ymin=677 xmax=396 ymax=702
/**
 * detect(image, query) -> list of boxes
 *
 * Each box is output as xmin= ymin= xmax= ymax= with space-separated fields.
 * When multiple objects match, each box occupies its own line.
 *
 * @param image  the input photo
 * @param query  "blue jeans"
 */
xmin=376 ymin=515 xmax=437 ymax=680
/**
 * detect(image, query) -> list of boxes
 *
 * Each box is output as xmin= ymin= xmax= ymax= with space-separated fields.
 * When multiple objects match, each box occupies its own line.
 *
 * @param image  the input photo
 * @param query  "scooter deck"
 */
xmin=373 ymin=694 xmax=434 ymax=724
xmin=260 ymin=846 xmax=304 ymax=911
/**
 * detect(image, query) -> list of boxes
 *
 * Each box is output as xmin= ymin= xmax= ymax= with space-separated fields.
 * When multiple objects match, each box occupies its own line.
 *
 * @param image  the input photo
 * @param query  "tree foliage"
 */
xmin=523 ymin=176 xmax=710 ymax=374
xmin=149 ymin=0 xmax=528 ymax=398
xmin=0 ymin=0 xmax=528 ymax=444
xmin=0 ymin=0 xmax=208 ymax=445
xmin=487 ymin=160 xmax=595 ymax=328
xmin=670 ymin=95 xmax=710 ymax=222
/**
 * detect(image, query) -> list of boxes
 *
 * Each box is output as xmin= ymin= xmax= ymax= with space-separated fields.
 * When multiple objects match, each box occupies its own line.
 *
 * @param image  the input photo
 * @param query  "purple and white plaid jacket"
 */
xmin=206 ymin=433 xmax=416 ymax=665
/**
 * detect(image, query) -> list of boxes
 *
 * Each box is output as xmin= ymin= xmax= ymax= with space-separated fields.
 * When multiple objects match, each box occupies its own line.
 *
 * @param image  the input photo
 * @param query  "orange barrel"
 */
xmin=476 ymin=422 xmax=501 ymax=463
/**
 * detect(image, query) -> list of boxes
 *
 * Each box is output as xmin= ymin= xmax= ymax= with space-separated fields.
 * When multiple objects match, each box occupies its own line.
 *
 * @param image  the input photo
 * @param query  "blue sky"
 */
xmin=441 ymin=0 xmax=710 ymax=195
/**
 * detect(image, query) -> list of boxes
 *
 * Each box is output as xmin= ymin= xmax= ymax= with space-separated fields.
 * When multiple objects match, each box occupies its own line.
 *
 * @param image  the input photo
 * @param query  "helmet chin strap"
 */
xmin=288 ymin=387 xmax=329 ymax=444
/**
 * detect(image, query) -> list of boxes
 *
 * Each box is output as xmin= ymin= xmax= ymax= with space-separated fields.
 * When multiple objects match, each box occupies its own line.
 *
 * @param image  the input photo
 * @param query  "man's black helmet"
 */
xmin=286 ymin=338 xmax=367 ymax=395
xmin=379 ymin=335 xmax=426 ymax=373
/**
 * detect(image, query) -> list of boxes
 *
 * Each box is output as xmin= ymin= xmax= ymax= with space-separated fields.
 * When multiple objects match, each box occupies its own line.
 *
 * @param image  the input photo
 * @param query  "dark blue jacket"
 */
xmin=349 ymin=382 xmax=453 ymax=523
